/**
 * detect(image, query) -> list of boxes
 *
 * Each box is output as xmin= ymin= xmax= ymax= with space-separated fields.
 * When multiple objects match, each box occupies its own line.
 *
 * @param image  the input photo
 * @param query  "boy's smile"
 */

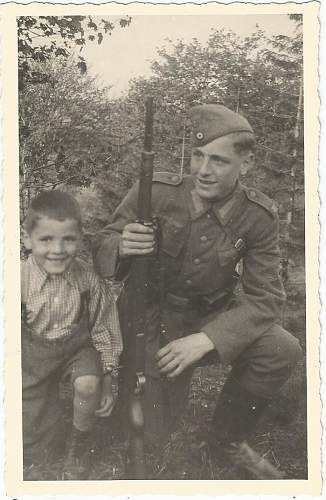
xmin=23 ymin=217 xmax=82 ymax=275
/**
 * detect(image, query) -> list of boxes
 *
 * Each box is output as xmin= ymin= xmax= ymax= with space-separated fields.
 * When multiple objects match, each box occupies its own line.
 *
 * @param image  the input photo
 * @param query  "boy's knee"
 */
xmin=74 ymin=375 xmax=101 ymax=399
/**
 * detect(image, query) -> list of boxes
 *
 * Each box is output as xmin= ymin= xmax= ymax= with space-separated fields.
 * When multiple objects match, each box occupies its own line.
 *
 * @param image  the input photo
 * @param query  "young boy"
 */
xmin=21 ymin=190 xmax=122 ymax=480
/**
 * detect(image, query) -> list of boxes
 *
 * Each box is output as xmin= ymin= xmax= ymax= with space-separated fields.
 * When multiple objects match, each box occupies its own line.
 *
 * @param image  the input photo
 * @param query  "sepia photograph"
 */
xmin=1 ymin=1 xmax=320 ymax=495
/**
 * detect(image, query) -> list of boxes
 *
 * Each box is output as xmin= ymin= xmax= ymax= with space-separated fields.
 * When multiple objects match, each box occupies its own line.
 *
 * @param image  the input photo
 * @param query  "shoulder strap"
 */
xmin=73 ymin=258 xmax=91 ymax=295
xmin=244 ymin=187 xmax=278 ymax=217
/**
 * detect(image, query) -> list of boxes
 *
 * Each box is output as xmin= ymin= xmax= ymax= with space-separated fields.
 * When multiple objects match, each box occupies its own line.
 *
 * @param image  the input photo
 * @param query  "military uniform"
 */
xmin=94 ymin=103 xmax=302 ymax=451
xmin=94 ymin=172 xmax=302 ymax=443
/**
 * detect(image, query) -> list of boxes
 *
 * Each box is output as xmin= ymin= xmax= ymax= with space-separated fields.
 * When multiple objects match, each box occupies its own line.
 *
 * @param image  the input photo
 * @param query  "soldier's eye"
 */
xmin=192 ymin=150 xmax=203 ymax=158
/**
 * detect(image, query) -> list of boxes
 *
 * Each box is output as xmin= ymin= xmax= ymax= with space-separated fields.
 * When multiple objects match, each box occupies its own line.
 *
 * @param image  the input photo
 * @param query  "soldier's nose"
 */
xmin=199 ymin=156 xmax=211 ymax=175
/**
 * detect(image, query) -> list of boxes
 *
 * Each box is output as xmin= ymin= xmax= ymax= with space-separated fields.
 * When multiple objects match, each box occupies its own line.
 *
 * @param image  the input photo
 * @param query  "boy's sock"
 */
xmin=62 ymin=425 xmax=93 ymax=480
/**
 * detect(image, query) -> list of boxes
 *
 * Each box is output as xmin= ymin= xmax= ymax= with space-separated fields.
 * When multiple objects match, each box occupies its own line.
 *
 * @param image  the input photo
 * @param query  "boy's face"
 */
xmin=23 ymin=217 xmax=82 ymax=275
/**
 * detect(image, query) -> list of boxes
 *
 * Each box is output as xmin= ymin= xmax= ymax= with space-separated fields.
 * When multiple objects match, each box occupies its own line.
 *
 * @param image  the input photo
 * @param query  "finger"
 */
xmin=123 ymin=232 xmax=155 ymax=243
xmin=156 ymin=351 xmax=175 ymax=368
xmin=156 ymin=343 xmax=173 ymax=360
xmin=125 ymin=223 xmax=154 ymax=234
xmin=121 ymin=247 xmax=155 ymax=256
xmin=166 ymin=365 xmax=184 ymax=379
xmin=159 ymin=358 xmax=180 ymax=374
xmin=123 ymin=239 xmax=154 ymax=248
xmin=95 ymin=399 xmax=115 ymax=417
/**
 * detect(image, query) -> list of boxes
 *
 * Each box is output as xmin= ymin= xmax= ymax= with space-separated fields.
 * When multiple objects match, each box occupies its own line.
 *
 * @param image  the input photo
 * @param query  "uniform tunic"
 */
xmin=94 ymin=173 xmax=302 ymax=443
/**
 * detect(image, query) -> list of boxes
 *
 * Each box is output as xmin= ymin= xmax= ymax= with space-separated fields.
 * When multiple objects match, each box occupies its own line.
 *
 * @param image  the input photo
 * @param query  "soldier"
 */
xmin=93 ymin=104 xmax=302 ymax=477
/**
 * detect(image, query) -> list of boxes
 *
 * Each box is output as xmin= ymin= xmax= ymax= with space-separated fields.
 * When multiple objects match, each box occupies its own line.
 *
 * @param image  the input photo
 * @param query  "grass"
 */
xmin=23 ymin=298 xmax=307 ymax=481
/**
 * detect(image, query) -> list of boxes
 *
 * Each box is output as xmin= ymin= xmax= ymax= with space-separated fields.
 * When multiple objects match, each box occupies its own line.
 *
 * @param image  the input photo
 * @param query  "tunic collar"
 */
xmin=186 ymin=176 xmax=245 ymax=224
xmin=212 ymin=181 xmax=246 ymax=226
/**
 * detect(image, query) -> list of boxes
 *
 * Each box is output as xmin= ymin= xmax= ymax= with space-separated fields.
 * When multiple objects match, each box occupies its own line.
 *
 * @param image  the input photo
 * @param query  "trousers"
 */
xmin=21 ymin=293 xmax=102 ymax=463
xmin=119 ymin=292 xmax=302 ymax=446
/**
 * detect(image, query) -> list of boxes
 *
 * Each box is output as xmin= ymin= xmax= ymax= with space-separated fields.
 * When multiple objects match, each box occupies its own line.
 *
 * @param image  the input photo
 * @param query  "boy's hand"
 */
xmin=119 ymin=222 xmax=156 ymax=257
xmin=95 ymin=373 xmax=115 ymax=417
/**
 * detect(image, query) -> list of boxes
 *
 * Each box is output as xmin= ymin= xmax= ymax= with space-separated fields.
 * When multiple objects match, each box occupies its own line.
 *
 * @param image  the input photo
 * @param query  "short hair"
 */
xmin=230 ymin=131 xmax=256 ymax=156
xmin=24 ymin=190 xmax=82 ymax=234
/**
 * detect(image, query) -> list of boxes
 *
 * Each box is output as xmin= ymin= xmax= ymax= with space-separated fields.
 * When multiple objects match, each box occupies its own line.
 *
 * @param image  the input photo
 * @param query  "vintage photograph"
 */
xmin=3 ymin=1 xmax=319 ymax=493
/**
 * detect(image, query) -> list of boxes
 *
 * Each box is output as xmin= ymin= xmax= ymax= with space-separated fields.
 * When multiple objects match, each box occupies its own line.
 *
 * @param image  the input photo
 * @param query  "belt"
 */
xmin=164 ymin=290 xmax=233 ymax=314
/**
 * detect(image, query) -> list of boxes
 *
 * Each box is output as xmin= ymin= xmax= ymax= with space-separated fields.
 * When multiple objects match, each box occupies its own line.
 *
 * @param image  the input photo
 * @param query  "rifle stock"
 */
xmin=126 ymin=97 xmax=155 ymax=479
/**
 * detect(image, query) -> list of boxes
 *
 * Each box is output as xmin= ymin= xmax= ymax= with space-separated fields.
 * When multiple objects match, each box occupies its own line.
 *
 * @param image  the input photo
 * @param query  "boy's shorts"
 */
xmin=62 ymin=344 xmax=102 ymax=383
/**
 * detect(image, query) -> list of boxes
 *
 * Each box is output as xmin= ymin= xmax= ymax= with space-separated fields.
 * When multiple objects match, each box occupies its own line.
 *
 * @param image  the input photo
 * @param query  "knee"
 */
xmin=266 ymin=325 xmax=303 ymax=372
xmin=278 ymin=329 xmax=303 ymax=368
xmin=74 ymin=375 xmax=101 ymax=399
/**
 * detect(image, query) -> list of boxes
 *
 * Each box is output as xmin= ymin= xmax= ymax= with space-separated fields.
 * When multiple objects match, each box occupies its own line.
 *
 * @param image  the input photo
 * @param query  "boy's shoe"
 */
xmin=62 ymin=427 xmax=93 ymax=480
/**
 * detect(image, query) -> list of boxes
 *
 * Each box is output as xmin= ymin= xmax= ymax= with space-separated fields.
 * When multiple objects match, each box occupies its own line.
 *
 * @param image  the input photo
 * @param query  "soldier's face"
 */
xmin=190 ymin=134 xmax=252 ymax=201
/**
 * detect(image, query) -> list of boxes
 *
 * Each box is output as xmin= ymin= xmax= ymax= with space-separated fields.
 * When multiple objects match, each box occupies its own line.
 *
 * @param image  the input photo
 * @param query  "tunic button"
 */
xmin=186 ymin=279 xmax=192 ymax=285
xmin=250 ymin=190 xmax=256 ymax=197
xmin=194 ymin=258 xmax=200 ymax=264
xmin=172 ymin=175 xmax=179 ymax=182
xmin=200 ymin=235 xmax=208 ymax=242
xmin=207 ymin=213 xmax=211 ymax=218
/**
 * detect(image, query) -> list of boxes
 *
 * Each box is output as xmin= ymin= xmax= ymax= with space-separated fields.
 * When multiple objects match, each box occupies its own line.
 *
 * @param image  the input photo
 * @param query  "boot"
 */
xmin=212 ymin=376 xmax=269 ymax=445
xmin=210 ymin=376 xmax=283 ymax=479
xmin=62 ymin=427 xmax=93 ymax=480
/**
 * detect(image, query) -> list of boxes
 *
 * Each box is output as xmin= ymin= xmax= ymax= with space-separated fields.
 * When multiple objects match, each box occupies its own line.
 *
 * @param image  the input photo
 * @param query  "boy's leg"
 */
xmin=61 ymin=345 xmax=102 ymax=480
xmin=73 ymin=375 xmax=101 ymax=431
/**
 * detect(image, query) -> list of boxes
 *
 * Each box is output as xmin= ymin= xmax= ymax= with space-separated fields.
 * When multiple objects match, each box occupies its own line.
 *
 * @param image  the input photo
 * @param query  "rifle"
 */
xmin=125 ymin=97 xmax=155 ymax=479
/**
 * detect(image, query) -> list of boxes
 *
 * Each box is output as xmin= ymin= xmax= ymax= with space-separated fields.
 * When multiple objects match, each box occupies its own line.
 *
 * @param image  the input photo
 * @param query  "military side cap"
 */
xmin=190 ymin=104 xmax=254 ymax=147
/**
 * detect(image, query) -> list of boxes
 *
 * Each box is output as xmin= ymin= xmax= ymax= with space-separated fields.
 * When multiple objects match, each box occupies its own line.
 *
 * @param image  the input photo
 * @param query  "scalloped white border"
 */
xmin=0 ymin=1 xmax=321 ymax=497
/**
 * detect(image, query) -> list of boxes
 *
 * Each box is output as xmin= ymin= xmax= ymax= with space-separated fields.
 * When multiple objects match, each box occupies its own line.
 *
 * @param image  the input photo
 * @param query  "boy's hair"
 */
xmin=24 ymin=190 xmax=82 ymax=233
xmin=230 ymin=131 xmax=256 ymax=156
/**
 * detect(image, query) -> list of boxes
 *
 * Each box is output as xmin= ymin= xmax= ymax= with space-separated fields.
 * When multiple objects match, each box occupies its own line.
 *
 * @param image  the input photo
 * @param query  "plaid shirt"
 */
xmin=22 ymin=256 xmax=122 ymax=372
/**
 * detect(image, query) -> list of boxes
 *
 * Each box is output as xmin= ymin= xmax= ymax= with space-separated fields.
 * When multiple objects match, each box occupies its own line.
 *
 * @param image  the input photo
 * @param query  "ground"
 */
xmin=23 ymin=294 xmax=307 ymax=481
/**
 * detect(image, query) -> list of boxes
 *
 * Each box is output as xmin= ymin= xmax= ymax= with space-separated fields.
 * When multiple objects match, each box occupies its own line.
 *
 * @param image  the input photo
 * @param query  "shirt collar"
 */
xmin=29 ymin=255 xmax=76 ymax=292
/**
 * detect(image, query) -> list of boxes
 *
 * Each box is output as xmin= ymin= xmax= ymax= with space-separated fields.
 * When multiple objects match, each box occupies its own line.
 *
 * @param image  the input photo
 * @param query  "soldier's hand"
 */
xmin=119 ymin=222 xmax=156 ymax=257
xmin=156 ymin=332 xmax=215 ymax=379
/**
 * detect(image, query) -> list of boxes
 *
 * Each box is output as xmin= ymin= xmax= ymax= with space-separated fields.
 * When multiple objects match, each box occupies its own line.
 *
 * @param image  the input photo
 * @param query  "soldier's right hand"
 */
xmin=119 ymin=222 xmax=156 ymax=257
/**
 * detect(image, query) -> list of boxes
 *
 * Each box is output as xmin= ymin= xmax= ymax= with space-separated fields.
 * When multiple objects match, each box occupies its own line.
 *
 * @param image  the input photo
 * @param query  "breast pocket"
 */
xmin=218 ymin=245 xmax=240 ymax=268
xmin=160 ymin=218 xmax=188 ymax=258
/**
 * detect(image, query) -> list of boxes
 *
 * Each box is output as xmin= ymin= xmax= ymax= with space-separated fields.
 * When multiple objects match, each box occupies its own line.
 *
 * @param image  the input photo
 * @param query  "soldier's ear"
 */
xmin=22 ymin=227 xmax=32 ymax=250
xmin=240 ymin=152 xmax=255 ymax=175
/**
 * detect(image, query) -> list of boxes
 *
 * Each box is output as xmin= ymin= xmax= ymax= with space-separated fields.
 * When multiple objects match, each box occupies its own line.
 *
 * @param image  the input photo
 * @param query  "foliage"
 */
xmin=93 ymin=21 xmax=303 ymax=284
xmin=18 ymin=15 xmax=131 ymax=89
xmin=19 ymin=16 xmax=304 ymax=286
xmin=19 ymin=59 xmax=115 ymax=219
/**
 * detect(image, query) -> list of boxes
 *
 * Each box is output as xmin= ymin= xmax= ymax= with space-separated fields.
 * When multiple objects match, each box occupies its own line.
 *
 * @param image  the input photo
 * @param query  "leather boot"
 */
xmin=212 ymin=376 xmax=269 ymax=445
xmin=210 ymin=376 xmax=284 ymax=479
xmin=62 ymin=427 xmax=93 ymax=480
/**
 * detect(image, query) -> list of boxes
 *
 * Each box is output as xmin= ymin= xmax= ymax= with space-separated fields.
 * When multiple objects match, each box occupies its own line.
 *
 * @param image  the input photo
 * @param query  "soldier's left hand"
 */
xmin=156 ymin=332 xmax=215 ymax=379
